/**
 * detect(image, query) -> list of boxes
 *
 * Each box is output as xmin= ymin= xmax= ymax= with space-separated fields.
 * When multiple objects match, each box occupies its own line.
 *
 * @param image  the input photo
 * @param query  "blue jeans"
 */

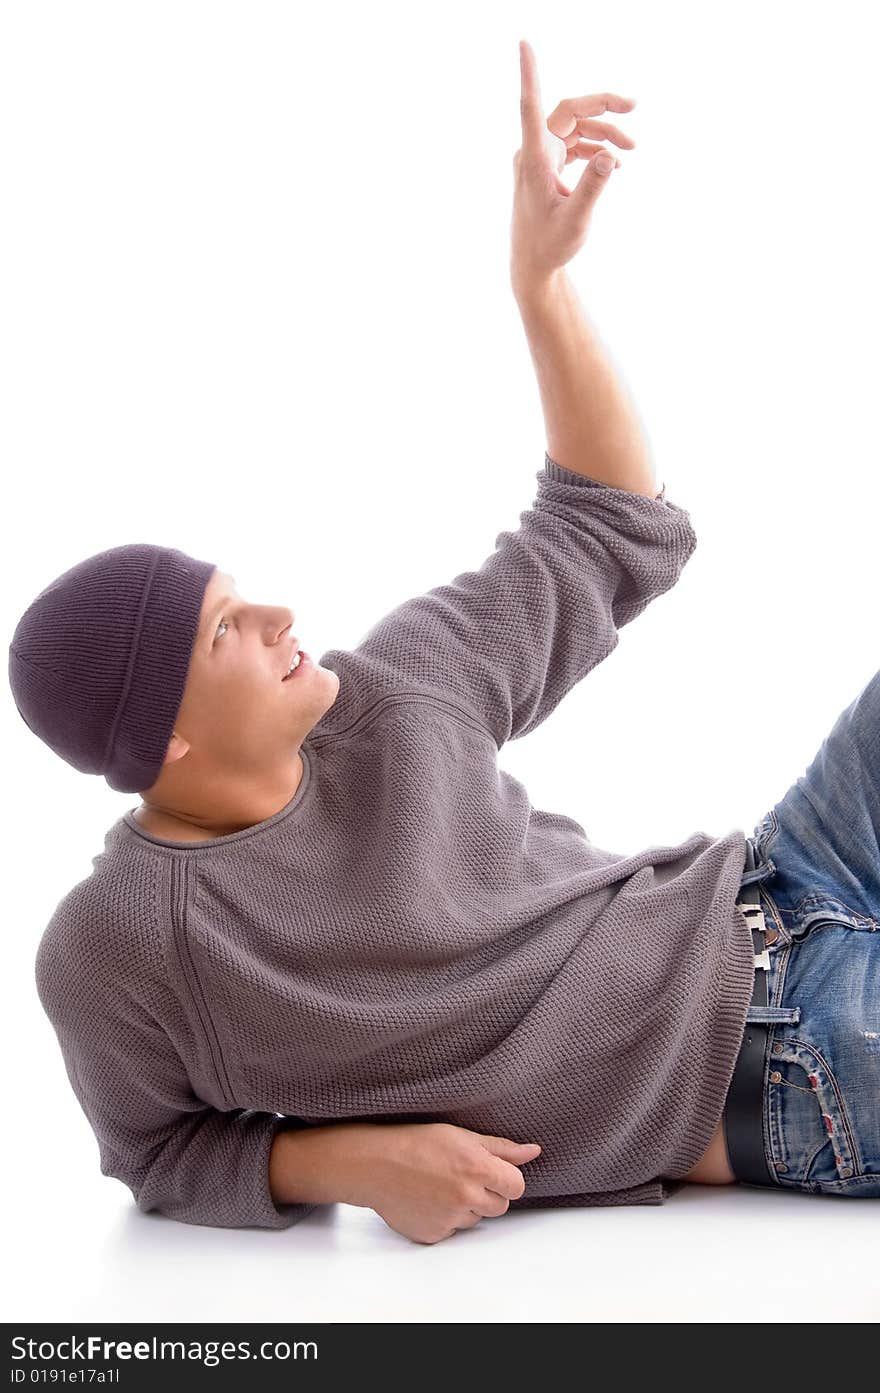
xmin=742 ymin=665 xmax=880 ymax=1197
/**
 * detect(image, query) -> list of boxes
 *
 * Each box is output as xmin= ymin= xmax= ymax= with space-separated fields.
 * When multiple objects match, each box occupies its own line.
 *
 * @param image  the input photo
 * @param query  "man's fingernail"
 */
xmin=594 ymin=154 xmax=613 ymax=175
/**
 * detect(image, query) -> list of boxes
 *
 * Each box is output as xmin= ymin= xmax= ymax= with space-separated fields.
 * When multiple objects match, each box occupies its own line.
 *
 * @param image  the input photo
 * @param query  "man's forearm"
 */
xmin=512 ymin=268 xmax=660 ymax=499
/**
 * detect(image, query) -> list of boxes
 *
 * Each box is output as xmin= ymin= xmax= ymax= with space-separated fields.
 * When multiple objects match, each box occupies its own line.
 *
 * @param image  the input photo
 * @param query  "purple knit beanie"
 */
xmin=8 ymin=543 xmax=217 ymax=794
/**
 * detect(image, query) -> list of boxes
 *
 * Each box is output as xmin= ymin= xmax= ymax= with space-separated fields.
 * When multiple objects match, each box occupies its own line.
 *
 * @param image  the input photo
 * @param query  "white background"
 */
xmin=2 ymin=0 xmax=879 ymax=1324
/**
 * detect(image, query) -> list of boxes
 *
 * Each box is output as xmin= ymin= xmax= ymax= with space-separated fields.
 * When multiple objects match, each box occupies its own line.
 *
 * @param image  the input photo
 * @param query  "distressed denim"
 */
xmin=742 ymin=665 xmax=880 ymax=1196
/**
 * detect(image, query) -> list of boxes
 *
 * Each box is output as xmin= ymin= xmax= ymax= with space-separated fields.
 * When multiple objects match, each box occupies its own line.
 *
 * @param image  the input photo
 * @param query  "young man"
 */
xmin=11 ymin=44 xmax=877 ymax=1245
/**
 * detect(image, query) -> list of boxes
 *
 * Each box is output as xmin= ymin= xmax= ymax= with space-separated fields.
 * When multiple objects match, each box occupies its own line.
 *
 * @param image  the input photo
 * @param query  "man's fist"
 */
xmin=348 ymin=1121 xmax=543 ymax=1245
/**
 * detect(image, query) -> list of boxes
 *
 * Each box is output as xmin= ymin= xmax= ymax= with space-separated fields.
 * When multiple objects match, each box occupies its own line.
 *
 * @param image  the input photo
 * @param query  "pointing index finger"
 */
xmin=519 ymin=39 xmax=545 ymax=154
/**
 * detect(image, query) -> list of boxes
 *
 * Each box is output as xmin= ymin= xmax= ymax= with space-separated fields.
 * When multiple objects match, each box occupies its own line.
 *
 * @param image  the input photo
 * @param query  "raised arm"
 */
xmin=314 ymin=46 xmax=695 ymax=746
xmin=318 ymin=457 xmax=695 ymax=749
xmin=511 ymin=40 xmax=656 ymax=497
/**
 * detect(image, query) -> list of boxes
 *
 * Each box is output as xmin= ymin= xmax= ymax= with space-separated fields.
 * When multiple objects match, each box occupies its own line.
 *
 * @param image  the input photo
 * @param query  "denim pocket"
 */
xmin=766 ymin=1035 xmax=859 ymax=1186
xmin=790 ymin=901 xmax=880 ymax=940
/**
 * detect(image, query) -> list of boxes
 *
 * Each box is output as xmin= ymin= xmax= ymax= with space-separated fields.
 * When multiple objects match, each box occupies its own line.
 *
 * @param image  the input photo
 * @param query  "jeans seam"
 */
xmin=787 ymin=1036 xmax=863 ymax=1177
xmin=762 ymin=931 xmax=797 ymax=1180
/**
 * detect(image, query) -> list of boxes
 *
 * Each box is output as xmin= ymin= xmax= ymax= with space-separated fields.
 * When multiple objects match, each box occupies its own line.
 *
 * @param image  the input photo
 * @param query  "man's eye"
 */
xmin=214 ymin=618 xmax=230 ymax=642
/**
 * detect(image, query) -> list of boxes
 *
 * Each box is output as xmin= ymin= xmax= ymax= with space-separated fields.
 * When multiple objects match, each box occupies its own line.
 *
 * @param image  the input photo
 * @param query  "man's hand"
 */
xmin=511 ymin=39 xmax=637 ymax=290
xmin=346 ymin=1121 xmax=543 ymax=1245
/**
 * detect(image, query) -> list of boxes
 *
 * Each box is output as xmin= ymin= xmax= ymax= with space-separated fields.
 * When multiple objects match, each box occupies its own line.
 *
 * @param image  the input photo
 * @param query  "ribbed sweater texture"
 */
xmin=35 ymin=455 xmax=755 ymax=1230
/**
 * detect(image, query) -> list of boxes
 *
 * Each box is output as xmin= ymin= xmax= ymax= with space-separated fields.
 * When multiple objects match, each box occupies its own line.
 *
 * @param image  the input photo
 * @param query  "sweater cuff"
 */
xmin=262 ymin=1115 xmax=319 ymax=1229
xmin=544 ymin=452 xmax=666 ymax=503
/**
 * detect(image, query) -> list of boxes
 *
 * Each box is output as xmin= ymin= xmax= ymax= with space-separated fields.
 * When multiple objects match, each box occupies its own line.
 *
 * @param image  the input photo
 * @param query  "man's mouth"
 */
xmin=282 ymin=650 xmax=310 ymax=681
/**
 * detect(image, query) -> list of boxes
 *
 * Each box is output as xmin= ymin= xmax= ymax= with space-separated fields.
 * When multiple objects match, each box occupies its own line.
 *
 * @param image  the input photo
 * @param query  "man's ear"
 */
xmin=164 ymin=731 xmax=191 ymax=764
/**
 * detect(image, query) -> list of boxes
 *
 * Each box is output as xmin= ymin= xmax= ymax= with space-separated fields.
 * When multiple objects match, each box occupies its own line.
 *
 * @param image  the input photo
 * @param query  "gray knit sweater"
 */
xmin=35 ymin=455 xmax=755 ymax=1230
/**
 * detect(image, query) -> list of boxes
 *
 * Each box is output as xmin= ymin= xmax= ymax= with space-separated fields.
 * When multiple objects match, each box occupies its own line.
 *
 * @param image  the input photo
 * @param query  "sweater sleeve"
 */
xmin=34 ymin=915 xmax=315 ymax=1232
xmin=320 ymin=454 xmax=697 ymax=749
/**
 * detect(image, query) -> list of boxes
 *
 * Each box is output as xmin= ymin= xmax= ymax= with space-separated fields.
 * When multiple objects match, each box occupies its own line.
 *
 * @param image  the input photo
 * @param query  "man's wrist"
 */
xmin=269 ymin=1121 xmax=383 ymax=1208
xmin=510 ymin=262 xmax=564 ymax=307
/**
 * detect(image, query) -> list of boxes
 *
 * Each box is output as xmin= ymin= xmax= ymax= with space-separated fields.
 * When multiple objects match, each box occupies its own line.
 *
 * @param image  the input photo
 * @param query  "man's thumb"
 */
xmin=575 ymin=150 xmax=614 ymax=201
xmin=570 ymin=151 xmax=614 ymax=216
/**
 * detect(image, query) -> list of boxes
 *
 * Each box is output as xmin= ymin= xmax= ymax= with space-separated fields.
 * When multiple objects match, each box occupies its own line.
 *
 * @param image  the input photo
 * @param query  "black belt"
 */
xmin=722 ymin=838 xmax=776 ymax=1187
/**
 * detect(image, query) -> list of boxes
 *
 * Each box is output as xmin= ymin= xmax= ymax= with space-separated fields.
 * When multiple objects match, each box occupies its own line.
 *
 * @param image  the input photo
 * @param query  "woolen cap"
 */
xmin=8 ymin=543 xmax=217 ymax=794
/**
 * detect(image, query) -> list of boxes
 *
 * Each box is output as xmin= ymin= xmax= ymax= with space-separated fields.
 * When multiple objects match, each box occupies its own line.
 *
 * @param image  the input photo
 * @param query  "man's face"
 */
xmin=165 ymin=566 xmax=340 ymax=777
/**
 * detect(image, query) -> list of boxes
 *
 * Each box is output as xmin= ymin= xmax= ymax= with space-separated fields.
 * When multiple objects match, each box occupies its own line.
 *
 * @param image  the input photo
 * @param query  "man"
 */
xmin=10 ymin=43 xmax=795 ymax=1246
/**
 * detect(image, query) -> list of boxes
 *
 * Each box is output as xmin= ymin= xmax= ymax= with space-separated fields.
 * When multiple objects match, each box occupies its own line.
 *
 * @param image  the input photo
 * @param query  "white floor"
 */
xmin=12 ymin=1179 xmax=880 ymax=1323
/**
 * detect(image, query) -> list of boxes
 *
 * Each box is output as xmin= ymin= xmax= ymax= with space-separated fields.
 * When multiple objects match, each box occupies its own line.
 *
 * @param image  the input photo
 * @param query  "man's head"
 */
xmin=8 ymin=543 xmax=340 ymax=834
xmin=137 ymin=565 xmax=340 ymax=833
